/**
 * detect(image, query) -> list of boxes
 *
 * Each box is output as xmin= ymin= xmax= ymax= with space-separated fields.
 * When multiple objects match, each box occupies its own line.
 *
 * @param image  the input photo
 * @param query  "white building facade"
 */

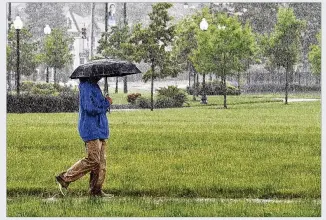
xmin=64 ymin=8 xmax=106 ymax=70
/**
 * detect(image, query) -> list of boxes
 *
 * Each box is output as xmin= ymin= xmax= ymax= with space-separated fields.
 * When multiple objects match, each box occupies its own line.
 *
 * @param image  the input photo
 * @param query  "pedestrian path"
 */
xmin=273 ymin=98 xmax=320 ymax=103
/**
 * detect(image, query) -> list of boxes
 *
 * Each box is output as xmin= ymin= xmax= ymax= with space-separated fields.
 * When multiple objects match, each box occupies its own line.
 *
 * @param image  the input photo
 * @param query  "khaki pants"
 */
xmin=60 ymin=139 xmax=107 ymax=194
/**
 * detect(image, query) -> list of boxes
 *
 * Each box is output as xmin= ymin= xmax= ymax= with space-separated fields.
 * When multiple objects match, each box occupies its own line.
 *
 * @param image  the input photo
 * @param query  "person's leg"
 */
xmin=58 ymin=139 xmax=101 ymax=185
xmin=89 ymin=139 xmax=107 ymax=195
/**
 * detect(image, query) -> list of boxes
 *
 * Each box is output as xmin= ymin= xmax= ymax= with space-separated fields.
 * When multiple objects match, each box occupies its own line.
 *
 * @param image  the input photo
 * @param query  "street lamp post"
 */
xmin=104 ymin=3 xmax=109 ymax=96
xmin=200 ymin=18 xmax=208 ymax=104
xmin=44 ymin=24 xmax=51 ymax=83
xmin=14 ymin=16 xmax=23 ymax=95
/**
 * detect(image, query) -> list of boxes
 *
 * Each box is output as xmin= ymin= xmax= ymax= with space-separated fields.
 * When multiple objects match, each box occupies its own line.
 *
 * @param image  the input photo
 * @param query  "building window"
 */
xmin=67 ymin=18 xmax=72 ymax=29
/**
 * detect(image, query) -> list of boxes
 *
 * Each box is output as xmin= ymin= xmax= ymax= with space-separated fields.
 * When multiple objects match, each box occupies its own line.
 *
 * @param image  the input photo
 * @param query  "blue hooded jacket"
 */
xmin=78 ymin=81 xmax=110 ymax=142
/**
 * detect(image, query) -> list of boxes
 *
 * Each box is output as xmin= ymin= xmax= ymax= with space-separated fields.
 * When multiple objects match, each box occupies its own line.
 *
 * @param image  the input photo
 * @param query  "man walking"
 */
xmin=55 ymin=76 xmax=113 ymax=197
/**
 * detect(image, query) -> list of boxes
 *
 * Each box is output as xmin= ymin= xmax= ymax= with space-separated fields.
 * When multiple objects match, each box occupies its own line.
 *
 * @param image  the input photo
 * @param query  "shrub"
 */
xmin=127 ymin=93 xmax=142 ymax=104
xmin=31 ymin=86 xmax=57 ymax=96
xmin=20 ymin=81 xmax=35 ymax=93
xmin=20 ymin=81 xmax=77 ymax=96
xmin=187 ymin=80 xmax=241 ymax=96
xmin=155 ymin=96 xmax=177 ymax=108
xmin=135 ymin=97 xmax=151 ymax=109
xmin=156 ymin=86 xmax=188 ymax=108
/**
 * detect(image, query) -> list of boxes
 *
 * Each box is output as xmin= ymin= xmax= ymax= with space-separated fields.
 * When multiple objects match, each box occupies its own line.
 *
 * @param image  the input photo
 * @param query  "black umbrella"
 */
xmin=70 ymin=58 xmax=141 ymax=79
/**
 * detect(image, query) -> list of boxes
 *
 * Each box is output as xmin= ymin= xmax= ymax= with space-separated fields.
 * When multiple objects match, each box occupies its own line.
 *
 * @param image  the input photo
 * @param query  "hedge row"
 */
xmin=7 ymin=94 xmax=80 ymax=113
xmin=7 ymin=94 xmax=139 ymax=113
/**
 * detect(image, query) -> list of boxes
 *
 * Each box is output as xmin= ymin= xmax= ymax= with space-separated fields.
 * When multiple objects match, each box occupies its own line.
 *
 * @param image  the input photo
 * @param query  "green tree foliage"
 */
xmin=43 ymin=28 xmax=74 ymax=84
xmin=261 ymin=7 xmax=306 ymax=104
xmin=308 ymin=30 xmax=321 ymax=76
xmin=126 ymin=3 xmax=180 ymax=111
xmin=173 ymin=9 xmax=207 ymax=101
xmin=97 ymin=23 xmax=132 ymax=94
xmin=174 ymin=14 xmax=199 ymax=71
xmin=190 ymin=9 xmax=257 ymax=108
xmin=97 ymin=23 xmax=131 ymax=60
xmin=7 ymin=27 xmax=41 ymax=80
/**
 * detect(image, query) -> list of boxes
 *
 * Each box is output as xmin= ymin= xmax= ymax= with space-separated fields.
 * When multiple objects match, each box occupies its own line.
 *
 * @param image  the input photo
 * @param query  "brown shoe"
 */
xmin=90 ymin=190 xmax=114 ymax=198
xmin=55 ymin=174 xmax=69 ymax=196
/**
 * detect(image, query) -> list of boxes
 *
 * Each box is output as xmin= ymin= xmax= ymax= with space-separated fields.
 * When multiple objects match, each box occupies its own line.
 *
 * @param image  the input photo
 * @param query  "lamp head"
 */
xmin=44 ymin=25 xmax=51 ymax=35
xmin=14 ymin=16 xmax=23 ymax=30
xmin=200 ymin=18 xmax=208 ymax=31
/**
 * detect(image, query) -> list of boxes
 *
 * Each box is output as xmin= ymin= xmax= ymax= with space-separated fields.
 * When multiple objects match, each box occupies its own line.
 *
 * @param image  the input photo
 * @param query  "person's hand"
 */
xmin=106 ymin=96 xmax=113 ymax=104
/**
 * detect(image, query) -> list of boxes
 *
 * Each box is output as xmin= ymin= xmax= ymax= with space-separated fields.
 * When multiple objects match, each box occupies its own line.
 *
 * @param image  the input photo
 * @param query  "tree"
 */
xmin=174 ymin=15 xmax=200 ymax=101
xmin=7 ymin=27 xmax=41 ymax=92
xmin=234 ymin=22 xmax=258 ymax=91
xmin=126 ymin=3 xmax=179 ymax=111
xmin=190 ymin=10 xmax=257 ymax=108
xmin=43 ymin=28 xmax=74 ymax=84
xmin=97 ymin=22 xmax=131 ymax=94
xmin=261 ymin=7 xmax=306 ymax=104
xmin=308 ymin=30 xmax=321 ymax=76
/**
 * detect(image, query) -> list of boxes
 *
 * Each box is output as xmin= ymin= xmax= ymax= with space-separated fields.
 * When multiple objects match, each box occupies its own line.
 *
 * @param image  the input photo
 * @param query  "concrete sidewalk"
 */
xmin=273 ymin=98 xmax=320 ymax=103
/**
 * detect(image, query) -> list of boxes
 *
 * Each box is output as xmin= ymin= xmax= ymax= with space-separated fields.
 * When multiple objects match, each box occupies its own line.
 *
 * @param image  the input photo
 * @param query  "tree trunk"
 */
xmin=193 ymin=71 xmax=196 ymax=101
xmin=247 ymin=71 xmax=250 ymax=85
xmin=32 ymin=70 xmax=37 ymax=82
xmin=104 ymin=77 xmax=109 ymax=95
xmin=151 ymin=64 xmax=155 ymax=111
xmin=196 ymin=74 xmax=199 ymax=97
xmin=46 ymin=66 xmax=49 ymax=83
xmin=223 ymin=75 xmax=227 ymax=109
xmin=7 ymin=71 xmax=11 ymax=93
xmin=115 ymin=77 xmax=118 ymax=93
xmin=188 ymin=70 xmax=191 ymax=89
xmin=237 ymin=71 xmax=241 ymax=91
xmin=123 ymin=76 xmax=128 ymax=93
xmin=123 ymin=3 xmax=127 ymax=25
xmin=8 ymin=3 xmax=11 ymax=34
xmin=188 ymin=62 xmax=191 ymax=89
xmin=285 ymin=65 xmax=289 ymax=105
xmin=201 ymin=74 xmax=207 ymax=104
xmin=54 ymin=67 xmax=57 ymax=84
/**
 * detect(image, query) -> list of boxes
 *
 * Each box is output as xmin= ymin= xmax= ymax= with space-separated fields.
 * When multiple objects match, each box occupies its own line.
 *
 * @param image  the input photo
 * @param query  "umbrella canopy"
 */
xmin=70 ymin=58 xmax=141 ymax=79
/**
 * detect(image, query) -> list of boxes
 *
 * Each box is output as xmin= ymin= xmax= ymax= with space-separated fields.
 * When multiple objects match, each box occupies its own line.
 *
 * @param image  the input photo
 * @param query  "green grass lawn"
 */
xmin=107 ymin=90 xmax=320 ymax=106
xmin=6 ymin=99 xmax=321 ymax=217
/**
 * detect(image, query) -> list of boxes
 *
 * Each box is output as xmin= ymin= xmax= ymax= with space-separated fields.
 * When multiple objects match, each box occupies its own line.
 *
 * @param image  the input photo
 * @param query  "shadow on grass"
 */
xmin=7 ymin=186 xmax=317 ymax=200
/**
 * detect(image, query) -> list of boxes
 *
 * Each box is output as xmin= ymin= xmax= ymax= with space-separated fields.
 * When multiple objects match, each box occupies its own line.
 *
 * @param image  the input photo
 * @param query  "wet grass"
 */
xmin=6 ymin=100 xmax=321 ymax=216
